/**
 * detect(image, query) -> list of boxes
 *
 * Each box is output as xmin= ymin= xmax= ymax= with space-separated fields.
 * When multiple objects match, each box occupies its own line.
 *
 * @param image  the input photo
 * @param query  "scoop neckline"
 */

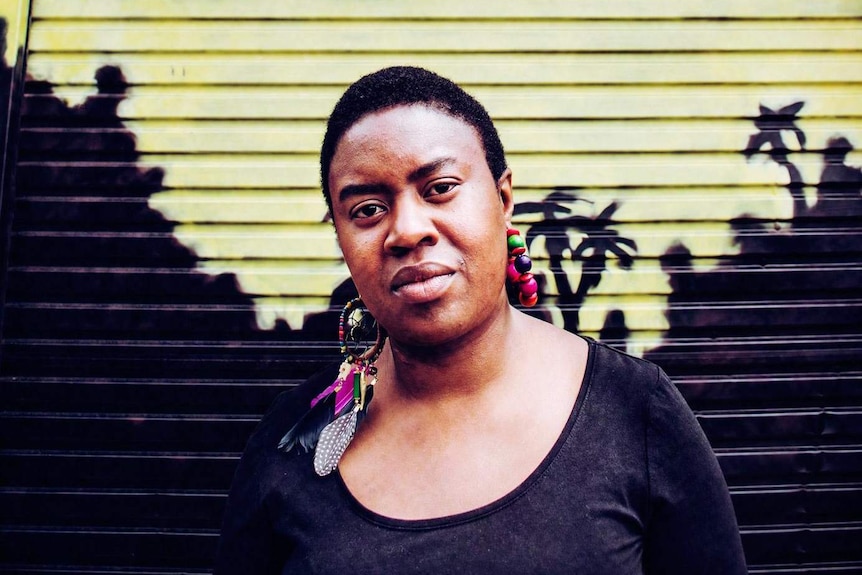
xmin=334 ymin=336 xmax=596 ymax=531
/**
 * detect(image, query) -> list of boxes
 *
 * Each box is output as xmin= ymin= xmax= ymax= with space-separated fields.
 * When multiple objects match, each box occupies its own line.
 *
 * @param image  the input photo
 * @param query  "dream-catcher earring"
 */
xmin=277 ymin=297 xmax=386 ymax=476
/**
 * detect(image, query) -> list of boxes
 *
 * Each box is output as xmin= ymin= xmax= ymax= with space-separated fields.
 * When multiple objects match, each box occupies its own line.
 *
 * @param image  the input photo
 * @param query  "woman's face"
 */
xmin=328 ymin=104 xmax=514 ymax=347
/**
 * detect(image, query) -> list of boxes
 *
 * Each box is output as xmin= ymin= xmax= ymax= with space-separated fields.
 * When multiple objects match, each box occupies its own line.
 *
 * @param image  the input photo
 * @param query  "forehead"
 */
xmin=332 ymin=104 xmax=484 ymax=166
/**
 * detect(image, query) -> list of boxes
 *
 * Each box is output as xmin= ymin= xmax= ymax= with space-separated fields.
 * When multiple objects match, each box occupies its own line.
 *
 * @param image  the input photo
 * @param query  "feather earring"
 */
xmin=278 ymin=297 xmax=386 ymax=476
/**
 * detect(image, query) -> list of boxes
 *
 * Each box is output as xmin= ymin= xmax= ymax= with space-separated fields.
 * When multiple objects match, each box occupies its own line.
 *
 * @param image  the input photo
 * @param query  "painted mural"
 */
xmin=16 ymin=59 xmax=862 ymax=362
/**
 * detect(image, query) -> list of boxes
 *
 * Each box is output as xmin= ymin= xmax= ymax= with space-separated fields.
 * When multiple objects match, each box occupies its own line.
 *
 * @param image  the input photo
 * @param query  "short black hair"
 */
xmin=319 ymin=66 xmax=508 ymax=212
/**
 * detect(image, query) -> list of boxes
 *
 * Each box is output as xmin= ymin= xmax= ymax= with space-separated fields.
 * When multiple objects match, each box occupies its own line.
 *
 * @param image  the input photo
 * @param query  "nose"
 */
xmin=383 ymin=196 xmax=438 ymax=255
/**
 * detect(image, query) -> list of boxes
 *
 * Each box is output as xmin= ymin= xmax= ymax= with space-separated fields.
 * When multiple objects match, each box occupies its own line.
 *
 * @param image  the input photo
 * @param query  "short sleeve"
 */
xmin=644 ymin=368 xmax=748 ymax=574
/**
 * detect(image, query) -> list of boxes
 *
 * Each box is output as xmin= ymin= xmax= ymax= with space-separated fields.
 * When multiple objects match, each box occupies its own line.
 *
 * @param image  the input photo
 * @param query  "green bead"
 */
xmin=507 ymin=234 xmax=525 ymax=251
xmin=353 ymin=371 xmax=361 ymax=401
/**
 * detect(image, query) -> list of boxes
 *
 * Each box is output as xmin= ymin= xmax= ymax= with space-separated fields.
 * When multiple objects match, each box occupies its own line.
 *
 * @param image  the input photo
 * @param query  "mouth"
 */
xmin=390 ymin=263 xmax=457 ymax=303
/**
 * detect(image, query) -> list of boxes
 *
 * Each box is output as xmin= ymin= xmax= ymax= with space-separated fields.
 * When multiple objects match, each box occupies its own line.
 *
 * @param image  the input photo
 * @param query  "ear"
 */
xmin=497 ymin=168 xmax=514 ymax=223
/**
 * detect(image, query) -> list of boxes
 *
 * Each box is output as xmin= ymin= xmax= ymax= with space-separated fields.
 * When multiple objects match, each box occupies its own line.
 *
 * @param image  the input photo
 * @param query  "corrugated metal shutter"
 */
xmin=1 ymin=1 xmax=860 ymax=572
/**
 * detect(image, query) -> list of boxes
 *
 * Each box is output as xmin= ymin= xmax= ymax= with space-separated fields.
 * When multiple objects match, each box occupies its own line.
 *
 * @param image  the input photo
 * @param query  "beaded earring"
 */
xmin=277 ymin=297 xmax=386 ymax=476
xmin=506 ymin=228 xmax=539 ymax=307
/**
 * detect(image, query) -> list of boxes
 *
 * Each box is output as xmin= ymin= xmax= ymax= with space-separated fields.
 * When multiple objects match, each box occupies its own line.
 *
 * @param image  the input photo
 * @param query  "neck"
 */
xmin=377 ymin=303 xmax=518 ymax=404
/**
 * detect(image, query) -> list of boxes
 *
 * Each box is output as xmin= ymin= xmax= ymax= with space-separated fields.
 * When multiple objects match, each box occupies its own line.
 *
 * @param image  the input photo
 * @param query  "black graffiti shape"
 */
xmin=4 ymin=64 xmax=311 ymax=381
xmin=598 ymin=308 xmax=630 ymax=348
xmin=646 ymin=102 xmax=862 ymax=377
xmin=516 ymin=189 xmax=637 ymax=334
xmin=743 ymin=102 xmax=807 ymax=156
xmin=568 ymin=202 xmax=637 ymax=303
xmin=742 ymin=101 xmax=808 ymax=220
xmin=816 ymin=136 xmax=862 ymax=220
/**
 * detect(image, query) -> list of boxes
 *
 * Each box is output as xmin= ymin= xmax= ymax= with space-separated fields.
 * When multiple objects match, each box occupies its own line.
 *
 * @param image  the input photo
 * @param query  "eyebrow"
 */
xmin=337 ymin=183 xmax=386 ymax=204
xmin=336 ymin=156 xmax=458 ymax=204
xmin=407 ymin=157 xmax=457 ymax=183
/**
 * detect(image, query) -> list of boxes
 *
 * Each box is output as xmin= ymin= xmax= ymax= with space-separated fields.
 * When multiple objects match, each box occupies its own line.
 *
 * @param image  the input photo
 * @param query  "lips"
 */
xmin=390 ymin=262 xmax=456 ymax=302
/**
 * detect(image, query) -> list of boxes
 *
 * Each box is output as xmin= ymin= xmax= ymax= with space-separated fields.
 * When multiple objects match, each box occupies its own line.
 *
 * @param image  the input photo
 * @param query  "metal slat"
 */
xmin=0 ymin=376 xmax=291 ymax=415
xmin=0 ymin=489 xmax=227 ymax=529
xmin=0 ymin=527 xmax=217 ymax=569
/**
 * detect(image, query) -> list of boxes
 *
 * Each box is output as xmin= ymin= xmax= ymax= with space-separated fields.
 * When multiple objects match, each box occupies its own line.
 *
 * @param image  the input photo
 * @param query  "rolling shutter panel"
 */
xmin=1 ymin=1 xmax=860 ymax=572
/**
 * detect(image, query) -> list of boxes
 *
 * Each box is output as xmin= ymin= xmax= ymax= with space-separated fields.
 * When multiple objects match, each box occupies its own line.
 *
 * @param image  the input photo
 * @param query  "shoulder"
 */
xmin=247 ymin=362 xmax=343 ymax=452
xmin=578 ymin=340 xmax=709 ymax=456
xmin=222 ymin=362 xmax=342 ymax=510
xmin=583 ymin=339 xmax=669 ymax=411
xmin=585 ymin=340 xmax=701 ymax=437
xmin=588 ymin=339 xmax=664 ymax=385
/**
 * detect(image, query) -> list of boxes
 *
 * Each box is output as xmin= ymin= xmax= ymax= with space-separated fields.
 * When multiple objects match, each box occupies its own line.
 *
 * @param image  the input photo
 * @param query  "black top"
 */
xmin=215 ymin=339 xmax=747 ymax=574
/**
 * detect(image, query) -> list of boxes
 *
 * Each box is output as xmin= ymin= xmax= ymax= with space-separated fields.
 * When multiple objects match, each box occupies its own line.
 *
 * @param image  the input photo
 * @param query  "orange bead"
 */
xmin=519 ymin=292 xmax=538 ymax=307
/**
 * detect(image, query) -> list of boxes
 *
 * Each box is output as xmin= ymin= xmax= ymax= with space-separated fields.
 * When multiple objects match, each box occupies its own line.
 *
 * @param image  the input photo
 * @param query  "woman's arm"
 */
xmin=214 ymin=390 xmax=300 ymax=575
xmin=643 ymin=369 xmax=748 ymax=574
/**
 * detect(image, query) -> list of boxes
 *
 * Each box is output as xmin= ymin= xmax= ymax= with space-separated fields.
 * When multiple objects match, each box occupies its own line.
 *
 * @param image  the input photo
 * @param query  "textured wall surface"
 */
xmin=1 ymin=1 xmax=861 ymax=572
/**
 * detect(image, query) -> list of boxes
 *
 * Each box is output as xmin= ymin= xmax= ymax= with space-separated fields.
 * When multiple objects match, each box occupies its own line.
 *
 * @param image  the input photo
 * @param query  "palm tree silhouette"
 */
xmin=516 ymin=190 xmax=587 ymax=304
xmin=742 ymin=102 xmax=808 ymax=219
xmin=570 ymin=201 xmax=637 ymax=298
xmin=517 ymin=192 xmax=637 ymax=333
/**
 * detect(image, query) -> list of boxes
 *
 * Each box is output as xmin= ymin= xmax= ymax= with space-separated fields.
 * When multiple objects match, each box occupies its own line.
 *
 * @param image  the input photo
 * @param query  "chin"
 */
xmin=382 ymin=315 xmax=452 ymax=348
xmin=389 ymin=328 xmax=461 ymax=351
xmin=387 ymin=301 xmax=496 ymax=350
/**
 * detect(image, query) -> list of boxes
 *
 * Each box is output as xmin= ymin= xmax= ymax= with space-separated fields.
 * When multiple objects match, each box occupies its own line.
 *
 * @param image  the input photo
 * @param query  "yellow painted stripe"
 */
xmin=28 ymin=20 xmax=862 ymax=53
xmin=25 ymin=85 xmax=861 ymax=120
xmin=26 ymin=52 xmax=862 ymax=86
xmin=88 ymin=151 xmax=826 ymax=189
xmin=31 ymin=0 xmax=862 ymax=20
xmin=148 ymin=190 xmax=330 ymax=224
xmin=72 ymin=118 xmax=862 ymax=154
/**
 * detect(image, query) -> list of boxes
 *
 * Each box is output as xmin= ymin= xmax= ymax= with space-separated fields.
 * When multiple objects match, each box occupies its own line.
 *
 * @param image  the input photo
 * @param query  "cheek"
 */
xmin=341 ymin=245 xmax=373 ymax=279
xmin=338 ymin=239 xmax=386 ymax=299
xmin=458 ymin=223 xmax=508 ymax=280
xmin=335 ymin=234 xmax=366 ymax=277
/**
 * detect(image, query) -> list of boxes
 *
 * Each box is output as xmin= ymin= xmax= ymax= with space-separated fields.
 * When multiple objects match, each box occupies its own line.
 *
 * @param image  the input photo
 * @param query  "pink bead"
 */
xmin=520 ymin=276 xmax=538 ymax=297
xmin=506 ymin=260 xmax=521 ymax=283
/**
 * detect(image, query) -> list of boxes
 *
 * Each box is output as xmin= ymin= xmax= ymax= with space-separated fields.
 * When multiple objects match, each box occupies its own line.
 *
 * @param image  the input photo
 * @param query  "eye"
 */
xmin=426 ymin=181 xmax=457 ymax=197
xmin=350 ymin=202 xmax=387 ymax=220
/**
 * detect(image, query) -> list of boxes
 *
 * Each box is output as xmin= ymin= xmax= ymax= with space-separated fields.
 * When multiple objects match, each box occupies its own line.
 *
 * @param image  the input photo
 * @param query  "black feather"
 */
xmin=278 ymin=392 xmax=336 ymax=454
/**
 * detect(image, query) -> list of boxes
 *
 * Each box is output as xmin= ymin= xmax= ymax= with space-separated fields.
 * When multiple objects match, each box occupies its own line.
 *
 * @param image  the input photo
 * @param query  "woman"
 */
xmin=215 ymin=66 xmax=747 ymax=574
